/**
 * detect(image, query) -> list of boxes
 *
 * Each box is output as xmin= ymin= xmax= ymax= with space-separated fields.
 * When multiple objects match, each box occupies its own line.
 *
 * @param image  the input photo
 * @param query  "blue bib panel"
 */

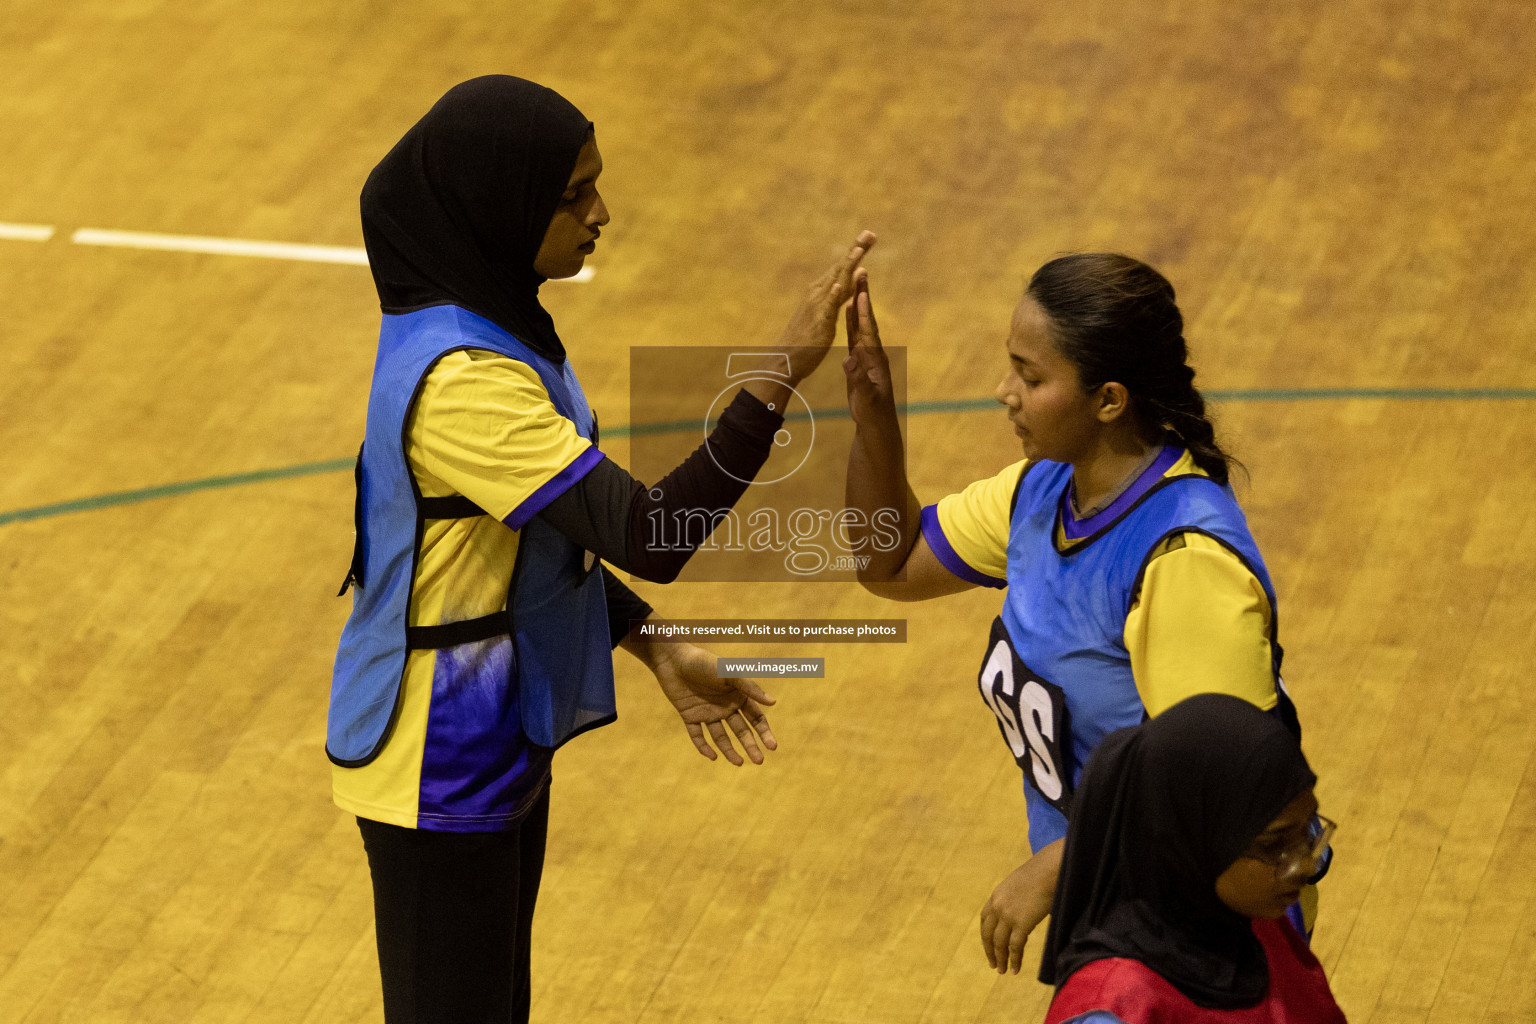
xmin=998 ymin=460 xmax=1281 ymax=852
xmin=328 ymin=305 xmax=614 ymax=766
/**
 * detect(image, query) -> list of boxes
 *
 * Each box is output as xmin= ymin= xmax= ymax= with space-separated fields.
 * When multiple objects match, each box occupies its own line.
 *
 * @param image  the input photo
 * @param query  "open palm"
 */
xmin=651 ymin=643 xmax=778 ymax=766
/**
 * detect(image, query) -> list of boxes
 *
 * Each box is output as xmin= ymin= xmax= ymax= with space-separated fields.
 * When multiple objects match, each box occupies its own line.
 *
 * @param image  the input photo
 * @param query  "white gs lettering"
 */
xmin=979 ymin=640 xmax=1027 ymax=761
xmin=1018 ymin=680 xmax=1064 ymax=801
xmin=977 ymin=616 xmax=1074 ymax=813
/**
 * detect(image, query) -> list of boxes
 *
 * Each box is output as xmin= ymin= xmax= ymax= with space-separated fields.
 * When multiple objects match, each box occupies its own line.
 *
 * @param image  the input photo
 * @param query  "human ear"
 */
xmin=1095 ymin=381 xmax=1132 ymax=423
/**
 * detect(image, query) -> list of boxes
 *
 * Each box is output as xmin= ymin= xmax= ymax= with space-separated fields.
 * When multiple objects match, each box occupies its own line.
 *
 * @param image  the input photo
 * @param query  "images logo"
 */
xmin=629 ymin=345 xmax=907 ymax=582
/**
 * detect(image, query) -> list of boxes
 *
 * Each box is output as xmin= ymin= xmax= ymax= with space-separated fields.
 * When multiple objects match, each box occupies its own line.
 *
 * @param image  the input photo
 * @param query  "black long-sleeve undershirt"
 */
xmin=539 ymin=388 xmax=783 ymax=588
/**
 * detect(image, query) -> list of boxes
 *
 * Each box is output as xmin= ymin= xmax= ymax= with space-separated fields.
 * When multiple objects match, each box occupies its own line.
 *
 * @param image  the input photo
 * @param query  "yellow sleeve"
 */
xmin=928 ymin=460 xmax=1027 ymax=583
xmin=406 ymin=349 xmax=598 ymax=522
xmin=1126 ymin=533 xmax=1278 ymax=717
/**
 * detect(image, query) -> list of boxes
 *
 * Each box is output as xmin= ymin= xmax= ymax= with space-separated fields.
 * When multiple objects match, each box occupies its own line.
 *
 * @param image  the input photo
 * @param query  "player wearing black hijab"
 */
xmin=1039 ymin=694 xmax=1347 ymax=1022
xmin=360 ymin=76 xmax=580 ymax=354
xmin=331 ymin=76 xmax=874 ymax=1024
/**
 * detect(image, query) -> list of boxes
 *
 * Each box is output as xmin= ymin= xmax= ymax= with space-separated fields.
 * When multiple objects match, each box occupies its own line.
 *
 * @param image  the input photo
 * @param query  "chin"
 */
xmin=537 ymin=253 xmax=588 ymax=280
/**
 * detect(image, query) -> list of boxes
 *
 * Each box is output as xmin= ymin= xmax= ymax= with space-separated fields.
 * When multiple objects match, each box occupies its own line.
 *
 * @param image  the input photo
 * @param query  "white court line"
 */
xmin=65 ymin=226 xmax=595 ymax=281
xmin=0 ymin=222 xmax=56 ymax=241
xmin=71 ymin=228 xmax=371 ymax=265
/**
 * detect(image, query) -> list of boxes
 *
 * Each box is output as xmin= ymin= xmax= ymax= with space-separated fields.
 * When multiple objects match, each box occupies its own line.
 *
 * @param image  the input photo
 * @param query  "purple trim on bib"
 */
xmin=922 ymin=504 xmax=1007 ymax=589
xmin=503 ymin=445 xmax=604 ymax=529
xmin=417 ymin=635 xmax=549 ymax=830
xmin=1061 ymin=446 xmax=1183 ymax=541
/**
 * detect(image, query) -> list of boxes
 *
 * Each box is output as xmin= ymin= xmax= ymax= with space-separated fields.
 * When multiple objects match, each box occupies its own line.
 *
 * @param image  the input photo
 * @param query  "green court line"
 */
xmin=3 ymin=387 xmax=1533 ymax=527
xmin=0 ymin=458 xmax=355 ymax=527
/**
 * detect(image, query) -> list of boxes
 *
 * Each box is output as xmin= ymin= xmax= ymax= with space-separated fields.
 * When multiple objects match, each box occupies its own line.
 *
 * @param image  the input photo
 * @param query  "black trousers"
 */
xmin=357 ymin=786 xmax=551 ymax=1024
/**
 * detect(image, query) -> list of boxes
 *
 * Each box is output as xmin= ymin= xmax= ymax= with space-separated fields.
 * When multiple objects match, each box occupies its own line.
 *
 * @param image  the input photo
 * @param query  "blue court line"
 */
xmin=2 ymin=387 xmax=1533 ymax=527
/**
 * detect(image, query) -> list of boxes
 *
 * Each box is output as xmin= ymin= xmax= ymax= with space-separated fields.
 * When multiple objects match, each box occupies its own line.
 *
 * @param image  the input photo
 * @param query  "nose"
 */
xmin=1277 ymin=849 xmax=1317 ymax=885
xmin=590 ymin=190 xmax=611 ymax=229
xmin=995 ymin=377 xmax=1016 ymax=407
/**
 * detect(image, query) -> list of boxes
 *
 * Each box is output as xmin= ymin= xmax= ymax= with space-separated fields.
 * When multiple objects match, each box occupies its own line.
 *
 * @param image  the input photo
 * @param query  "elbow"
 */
xmin=858 ymin=575 xmax=918 ymax=602
xmin=856 ymin=549 xmax=915 ymax=599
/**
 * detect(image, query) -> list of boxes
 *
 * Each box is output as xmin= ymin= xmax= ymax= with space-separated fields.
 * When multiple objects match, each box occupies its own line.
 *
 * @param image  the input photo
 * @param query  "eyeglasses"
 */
xmin=1241 ymin=813 xmax=1337 ymax=872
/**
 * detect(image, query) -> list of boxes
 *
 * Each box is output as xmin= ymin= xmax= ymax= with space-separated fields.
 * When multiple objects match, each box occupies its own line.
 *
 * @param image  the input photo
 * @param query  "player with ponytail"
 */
xmin=842 ymin=253 xmax=1322 ymax=978
xmin=1026 ymin=253 xmax=1235 ymax=485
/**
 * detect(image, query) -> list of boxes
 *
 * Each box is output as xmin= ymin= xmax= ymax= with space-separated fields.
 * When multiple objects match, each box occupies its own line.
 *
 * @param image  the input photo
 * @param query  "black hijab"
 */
xmin=360 ymin=75 xmax=592 ymax=361
xmin=1039 ymin=694 xmax=1317 ymax=1009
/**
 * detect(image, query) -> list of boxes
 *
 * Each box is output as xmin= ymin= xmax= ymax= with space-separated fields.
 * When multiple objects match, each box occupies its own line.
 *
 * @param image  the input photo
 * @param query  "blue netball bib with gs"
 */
xmin=980 ymin=459 xmax=1284 ymax=852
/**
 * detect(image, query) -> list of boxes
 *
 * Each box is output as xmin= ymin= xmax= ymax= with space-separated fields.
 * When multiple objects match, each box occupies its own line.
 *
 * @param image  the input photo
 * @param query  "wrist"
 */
xmin=742 ymin=376 xmax=796 ymax=412
xmin=852 ymin=418 xmax=903 ymax=448
xmin=619 ymin=619 xmax=665 ymax=670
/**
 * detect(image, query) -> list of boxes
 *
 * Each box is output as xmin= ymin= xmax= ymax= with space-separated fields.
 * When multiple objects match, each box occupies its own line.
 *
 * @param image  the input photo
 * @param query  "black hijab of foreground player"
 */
xmin=1039 ymin=694 xmax=1317 ymax=1009
xmin=360 ymin=75 xmax=591 ymax=362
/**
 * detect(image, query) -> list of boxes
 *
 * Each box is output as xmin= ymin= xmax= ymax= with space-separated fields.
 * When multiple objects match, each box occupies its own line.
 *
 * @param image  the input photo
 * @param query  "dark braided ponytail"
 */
xmin=1026 ymin=253 xmax=1240 ymax=487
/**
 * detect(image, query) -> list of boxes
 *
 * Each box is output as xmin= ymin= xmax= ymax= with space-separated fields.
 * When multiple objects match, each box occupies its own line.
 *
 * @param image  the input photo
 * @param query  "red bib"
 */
xmin=1045 ymin=918 xmax=1347 ymax=1024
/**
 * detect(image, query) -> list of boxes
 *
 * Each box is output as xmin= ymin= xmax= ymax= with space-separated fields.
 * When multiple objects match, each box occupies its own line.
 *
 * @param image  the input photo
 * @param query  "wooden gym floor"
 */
xmin=2 ymin=0 xmax=1534 ymax=1021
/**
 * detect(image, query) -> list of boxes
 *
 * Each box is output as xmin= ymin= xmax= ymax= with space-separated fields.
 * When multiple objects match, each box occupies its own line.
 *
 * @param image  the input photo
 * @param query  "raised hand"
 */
xmin=754 ymin=231 xmax=877 ymax=388
xmin=840 ymin=266 xmax=921 ymax=584
xmin=841 ymin=270 xmax=895 ymax=427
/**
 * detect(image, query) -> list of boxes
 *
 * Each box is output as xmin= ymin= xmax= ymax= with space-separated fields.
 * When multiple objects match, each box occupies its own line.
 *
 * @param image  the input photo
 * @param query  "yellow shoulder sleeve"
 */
xmin=407 ymin=349 xmax=596 ymax=520
xmin=931 ymin=460 xmax=1027 ymax=581
xmin=1126 ymin=532 xmax=1278 ymax=717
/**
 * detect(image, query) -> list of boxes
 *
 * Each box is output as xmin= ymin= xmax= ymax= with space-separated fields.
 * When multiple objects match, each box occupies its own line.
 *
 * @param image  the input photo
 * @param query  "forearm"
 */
xmin=846 ymin=413 xmax=921 ymax=585
xmin=626 ymin=389 xmax=781 ymax=581
xmin=1004 ymin=837 xmax=1066 ymax=922
xmin=539 ymin=389 xmax=783 ymax=583
xmin=741 ymin=373 xmax=798 ymax=412
xmin=1033 ymin=838 xmax=1066 ymax=890
xmin=617 ymin=629 xmax=658 ymax=670
xmin=981 ymin=836 xmax=1067 ymax=974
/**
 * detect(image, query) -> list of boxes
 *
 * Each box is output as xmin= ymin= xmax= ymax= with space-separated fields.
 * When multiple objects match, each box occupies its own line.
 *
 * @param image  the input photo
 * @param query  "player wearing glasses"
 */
xmin=1040 ymin=694 xmax=1346 ymax=1023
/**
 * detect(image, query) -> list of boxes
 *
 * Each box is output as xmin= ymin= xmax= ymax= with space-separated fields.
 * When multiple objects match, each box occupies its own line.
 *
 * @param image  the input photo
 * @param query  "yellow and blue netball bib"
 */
xmin=328 ymin=305 xmax=613 ymax=781
xmin=984 ymin=457 xmax=1287 ymax=852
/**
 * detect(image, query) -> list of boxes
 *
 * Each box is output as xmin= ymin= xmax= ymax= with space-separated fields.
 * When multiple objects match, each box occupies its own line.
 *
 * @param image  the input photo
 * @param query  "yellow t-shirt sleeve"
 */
xmin=928 ymin=460 xmax=1027 ymax=583
xmin=1126 ymin=532 xmax=1279 ymax=717
xmin=406 ymin=349 xmax=598 ymax=522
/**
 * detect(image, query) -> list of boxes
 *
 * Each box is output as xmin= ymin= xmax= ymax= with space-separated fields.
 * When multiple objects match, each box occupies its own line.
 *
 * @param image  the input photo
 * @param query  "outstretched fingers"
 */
xmin=740 ymin=699 xmax=776 ymax=751
xmin=706 ymin=719 xmax=745 ymax=766
xmin=726 ymin=677 xmax=778 ymax=752
xmin=686 ymin=722 xmax=718 ymax=761
xmin=854 ymin=271 xmax=882 ymax=350
xmin=831 ymin=230 xmax=877 ymax=281
xmin=819 ymin=231 xmax=877 ymax=310
xmin=726 ymin=710 xmax=765 ymax=765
